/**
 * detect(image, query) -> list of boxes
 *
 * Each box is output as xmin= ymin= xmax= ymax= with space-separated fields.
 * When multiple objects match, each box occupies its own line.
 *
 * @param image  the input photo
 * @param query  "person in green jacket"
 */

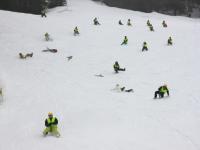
xmin=149 ymin=24 xmax=154 ymax=31
xmin=43 ymin=112 xmax=60 ymax=137
xmin=162 ymin=20 xmax=167 ymax=27
xmin=168 ymin=36 xmax=173 ymax=45
xmin=142 ymin=42 xmax=148 ymax=51
xmin=147 ymin=20 xmax=151 ymax=26
xmin=113 ymin=61 xmax=125 ymax=73
xmin=127 ymin=19 xmax=132 ymax=26
xmin=44 ymin=32 xmax=50 ymax=41
xmin=154 ymin=85 xmax=169 ymax=99
xmin=93 ymin=17 xmax=100 ymax=25
xmin=121 ymin=36 xmax=128 ymax=45
xmin=74 ymin=26 xmax=79 ymax=36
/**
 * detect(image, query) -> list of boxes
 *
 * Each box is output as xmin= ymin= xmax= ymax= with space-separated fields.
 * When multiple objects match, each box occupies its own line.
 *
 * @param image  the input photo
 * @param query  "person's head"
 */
xmin=128 ymin=19 xmax=130 ymax=21
xmin=115 ymin=61 xmax=118 ymax=64
xmin=125 ymin=36 xmax=127 ymax=38
xmin=48 ymin=112 xmax=53 ymax=118
xmin=144 ymin=41 xmax=146 ymax=44
xmin=163 ymin=84 xmax=167 ymax=88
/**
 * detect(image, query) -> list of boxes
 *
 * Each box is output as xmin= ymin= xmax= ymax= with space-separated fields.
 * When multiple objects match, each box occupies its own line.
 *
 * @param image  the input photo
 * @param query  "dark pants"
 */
xmin=154 ymin=91 xmax=163 ymax=98
xmin=114 ymin=68 xmax=125 ymax=73
xmin=41 ymin=13 xmax=47 ymax=17
xmin=142 ymin=47 xmax=148 ymax=51
xmin=168 ymin=41 xmax=172 ymax=45
xmin=121 ymin=87 xmax=133 ymax=92
xmin=154 ymin=91 xmax=169 ymax=99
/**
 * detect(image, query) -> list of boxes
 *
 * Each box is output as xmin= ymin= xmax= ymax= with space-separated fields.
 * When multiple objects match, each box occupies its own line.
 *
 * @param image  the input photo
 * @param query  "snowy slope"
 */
xmin=0 ymin=0 xmax=200 ymax=150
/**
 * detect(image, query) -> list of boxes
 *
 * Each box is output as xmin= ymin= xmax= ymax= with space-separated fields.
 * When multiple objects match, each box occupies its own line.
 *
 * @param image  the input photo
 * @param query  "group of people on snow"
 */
xmin=39 ymin=16 xmax=172 ymax=137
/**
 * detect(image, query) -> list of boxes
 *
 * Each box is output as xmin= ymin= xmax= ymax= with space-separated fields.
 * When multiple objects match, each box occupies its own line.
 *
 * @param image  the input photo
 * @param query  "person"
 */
xmin=162 ymin=20 xmax=167 ymax=27
xmin=42 ymin=48 xmax=57 ymax=53
xmin=93 ymin=17 xmax=100 ymax=25
xmin=168 ymin=36 xmax=173 ymax=45
xmin=149 ymin=24 xmax=154 ymax=31
xmin=43 ymin=112 xmax=60 ymax=137
xmin=19 ymin=53 xmax=26 ymax=59
xmin=147 ymin=20 xmax=151 ymax=26
xmin=41 ymin=9 xmax=47 ymax=17
xmin=154 ymin=85 xmax=169 ymax=99
xmin=112 ymin=84 xmax=133 ymax=92
xmin=142 ymin=42 xmax=148 ymax=51
xmin=119 ymin=20 xmax=123 ymax=25
xmin=74 ymin=26 xmax=79 ymax=36
xmin=127 ymin=19 xmax=132 ymax=26
xmin=44 ymin=32 xmax=50 ymax=41
xmin=0 ymin=88 xmax=2 ymax=96
xmin=121 ymin=36 xmax=128 ymax=45
xmin=113 ymin=61 xmax=125 ymax=73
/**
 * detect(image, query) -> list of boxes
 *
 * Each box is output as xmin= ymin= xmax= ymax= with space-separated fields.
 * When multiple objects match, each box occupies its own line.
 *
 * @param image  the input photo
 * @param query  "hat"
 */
xmin=48 ymin=112 xmax=53 ymax=116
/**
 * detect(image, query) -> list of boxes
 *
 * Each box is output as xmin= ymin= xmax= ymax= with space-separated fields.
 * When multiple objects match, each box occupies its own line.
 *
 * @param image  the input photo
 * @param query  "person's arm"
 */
xmin=52 ymin=118 xmax=58 ymax=125
xmin=45 ymin=119 xmax=50 ymax=127
xmin=167 ymin=89 xmax=169 ymax=96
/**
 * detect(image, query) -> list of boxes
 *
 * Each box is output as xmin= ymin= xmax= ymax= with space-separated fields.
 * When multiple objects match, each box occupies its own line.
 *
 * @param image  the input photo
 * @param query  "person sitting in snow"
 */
xmin=121 ymin=36 xmax=128 ymax=45
xmin=43 ymin=112 xmax=60 ymax=137
xmin=74 ymin=26 xmax=79 ymax=36
xmin=119 ymin=20 xmax=123 ymax=25
xmin=154 ymin=84 xmax=169 ymax=99
xmin=147 ymin=20 xmax=151 ymax=26
xmin=127 ymin=19 xmax=132 ymax=26
xmin=142 ymin=42 xmax=148 ymax=51
xmin=19 ymin=52 xmax=33 ymax=59
xmin=162 ymin=20 xmax=167 ymax=27
xmin=41 ymin=9 xmax=47 ymax=17
xmin=0 ymin=88 xmax=2 ymax=96
xmin=167 ymin=36 xmax=173 ymax=45
xmin=113 ymin=61 xmax=125 ymax=73
xmin=149 ymin=24 xmax=154 ymax=31
xmin=44 ymin=32 xmax=50 ymax=41
xmin=112 ymin=84 xmax=133 ymax=92
xmin=93 ymin=17 xmax=100 ymax=25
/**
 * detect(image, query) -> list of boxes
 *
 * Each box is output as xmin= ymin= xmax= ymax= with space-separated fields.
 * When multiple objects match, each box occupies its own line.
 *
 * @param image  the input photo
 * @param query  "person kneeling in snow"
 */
xmin=93 ymin=17 xmax=100 ymax=25
xmin=43 ymin=112 xmax=60 ymax=137
xmin=154 ymin=84 xmax=169 ymax=99
xmin=112 ymin=84 xmax=133 ymax=92
xmin=74 ymin=26 xmax=79 ymax=36
xmin=121 ymin=36 xmax=128 ymax=45
xmin=113 ymin=61 xmax=125 ymax=73
xmin=167 ymin=36 xmax=173 ymax=45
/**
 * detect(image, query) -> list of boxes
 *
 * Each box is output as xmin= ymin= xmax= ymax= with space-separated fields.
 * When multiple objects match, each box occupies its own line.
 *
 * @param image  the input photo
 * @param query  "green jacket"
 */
xmin=45 ymin=117 xmax=58 ymax=127
xmin=159 ymin=86 xmax=168 ymax=93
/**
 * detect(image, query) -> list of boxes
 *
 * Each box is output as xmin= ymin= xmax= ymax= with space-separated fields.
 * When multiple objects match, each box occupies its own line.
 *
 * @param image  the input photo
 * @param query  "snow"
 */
xmin=0 ymin=0 xmax=200 ymax=150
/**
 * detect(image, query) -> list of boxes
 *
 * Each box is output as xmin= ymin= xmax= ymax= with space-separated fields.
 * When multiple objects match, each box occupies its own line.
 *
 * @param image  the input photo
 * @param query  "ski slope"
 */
xmin=0 ymin=0 xmax=200 ymax=150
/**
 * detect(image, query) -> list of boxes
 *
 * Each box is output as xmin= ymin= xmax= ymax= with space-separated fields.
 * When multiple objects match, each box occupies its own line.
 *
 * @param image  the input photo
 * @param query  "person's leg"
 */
xmin=43 ymin=127 xmax=51 ymax=135
xmin=51 ymin=125 xmax=60 ymax=137
xmin=118 ymin=68 xmax=125 ymax=71
xmin=154 ymin=91 xmax=159 ymax=98
xmin=125 ymin=89 xmax=133 ymax=92
xmin=159 ymin=92 xmax=164 ymax=98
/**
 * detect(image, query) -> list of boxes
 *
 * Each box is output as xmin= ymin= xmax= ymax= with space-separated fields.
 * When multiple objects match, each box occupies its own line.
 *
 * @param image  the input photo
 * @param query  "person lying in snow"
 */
xmin=42 ymin=48 xmax=57 ymax=53
xmin=19 ymin=52 xmax=33 ymax=59
xmin=112 ymin=84 xmax=133 ymax=92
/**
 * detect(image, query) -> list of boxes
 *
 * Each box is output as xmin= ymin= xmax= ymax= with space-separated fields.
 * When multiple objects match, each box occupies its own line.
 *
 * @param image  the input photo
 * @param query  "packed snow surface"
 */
xmin=0 ymin=0 xmax=200 ymax=150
